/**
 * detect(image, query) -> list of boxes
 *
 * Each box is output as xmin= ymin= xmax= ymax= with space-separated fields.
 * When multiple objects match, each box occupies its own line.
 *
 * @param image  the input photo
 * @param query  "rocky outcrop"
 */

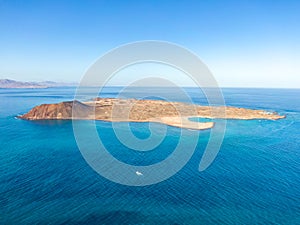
xmin=19 ymin=100 xmax=93 ymax=120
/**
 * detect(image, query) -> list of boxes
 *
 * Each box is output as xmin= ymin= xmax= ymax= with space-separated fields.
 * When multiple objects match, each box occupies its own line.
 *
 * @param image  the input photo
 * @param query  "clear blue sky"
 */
xmin=0 ymin=0 xmax=299 ymax=87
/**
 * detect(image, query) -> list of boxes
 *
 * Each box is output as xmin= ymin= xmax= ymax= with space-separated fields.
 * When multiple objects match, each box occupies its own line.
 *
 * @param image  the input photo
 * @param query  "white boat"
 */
xmin=135 ymin=171 xmax=143 ymax=176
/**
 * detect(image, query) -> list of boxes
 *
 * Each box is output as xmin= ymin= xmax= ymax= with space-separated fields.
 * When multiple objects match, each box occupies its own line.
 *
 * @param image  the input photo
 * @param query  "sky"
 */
xmin=0 ymin=0 xmax=299 ymax=88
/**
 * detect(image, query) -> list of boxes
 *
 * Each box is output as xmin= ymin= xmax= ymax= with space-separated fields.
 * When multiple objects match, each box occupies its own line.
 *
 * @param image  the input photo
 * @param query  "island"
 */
xmin=18 ymin=98 xmax=285 ymax=130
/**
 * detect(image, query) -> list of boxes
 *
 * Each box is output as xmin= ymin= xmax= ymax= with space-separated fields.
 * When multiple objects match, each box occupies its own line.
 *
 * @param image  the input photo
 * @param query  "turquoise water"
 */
xmin=0 ymin=87 xmax=300 ymax=224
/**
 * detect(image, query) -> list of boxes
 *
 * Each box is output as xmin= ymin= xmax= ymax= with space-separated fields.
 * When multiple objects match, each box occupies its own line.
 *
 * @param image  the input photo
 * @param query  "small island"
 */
xmin=18 ymin=98 xmax=285 ymax=130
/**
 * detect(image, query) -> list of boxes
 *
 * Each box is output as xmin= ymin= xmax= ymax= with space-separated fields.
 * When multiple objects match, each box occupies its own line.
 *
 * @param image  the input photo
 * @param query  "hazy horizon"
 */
xmin=1 ymin=78 xmax=300 ymax=89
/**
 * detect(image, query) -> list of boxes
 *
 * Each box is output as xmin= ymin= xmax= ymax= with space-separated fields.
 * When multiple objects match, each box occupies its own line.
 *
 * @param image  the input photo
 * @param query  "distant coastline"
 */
xmin=0 ymin=79 xmax=77 ymax=89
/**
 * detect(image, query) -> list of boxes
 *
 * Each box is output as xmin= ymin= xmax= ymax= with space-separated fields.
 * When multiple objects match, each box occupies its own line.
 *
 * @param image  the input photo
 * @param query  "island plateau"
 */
xmin=18 ymin=98 xmax=285 ymax=130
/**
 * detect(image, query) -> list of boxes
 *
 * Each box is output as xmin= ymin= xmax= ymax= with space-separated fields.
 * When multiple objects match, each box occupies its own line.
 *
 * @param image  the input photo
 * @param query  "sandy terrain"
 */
xmin=19 ymin=98 xmax=285 ymax=130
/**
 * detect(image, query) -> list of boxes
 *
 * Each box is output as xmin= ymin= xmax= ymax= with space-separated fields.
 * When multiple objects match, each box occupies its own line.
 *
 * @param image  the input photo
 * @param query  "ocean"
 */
xmin=0 ymin=87 xmax=299 ymax=224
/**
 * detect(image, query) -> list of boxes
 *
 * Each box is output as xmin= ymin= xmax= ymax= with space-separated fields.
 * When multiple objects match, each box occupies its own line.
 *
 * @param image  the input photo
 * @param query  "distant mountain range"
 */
xmin=0 ymin=79 xmax=77 ymax=88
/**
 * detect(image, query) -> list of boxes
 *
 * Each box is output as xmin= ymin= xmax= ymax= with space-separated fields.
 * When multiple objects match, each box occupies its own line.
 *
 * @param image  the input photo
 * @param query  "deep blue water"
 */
xmin=0 ymin=87 xmax=299 ymax=224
